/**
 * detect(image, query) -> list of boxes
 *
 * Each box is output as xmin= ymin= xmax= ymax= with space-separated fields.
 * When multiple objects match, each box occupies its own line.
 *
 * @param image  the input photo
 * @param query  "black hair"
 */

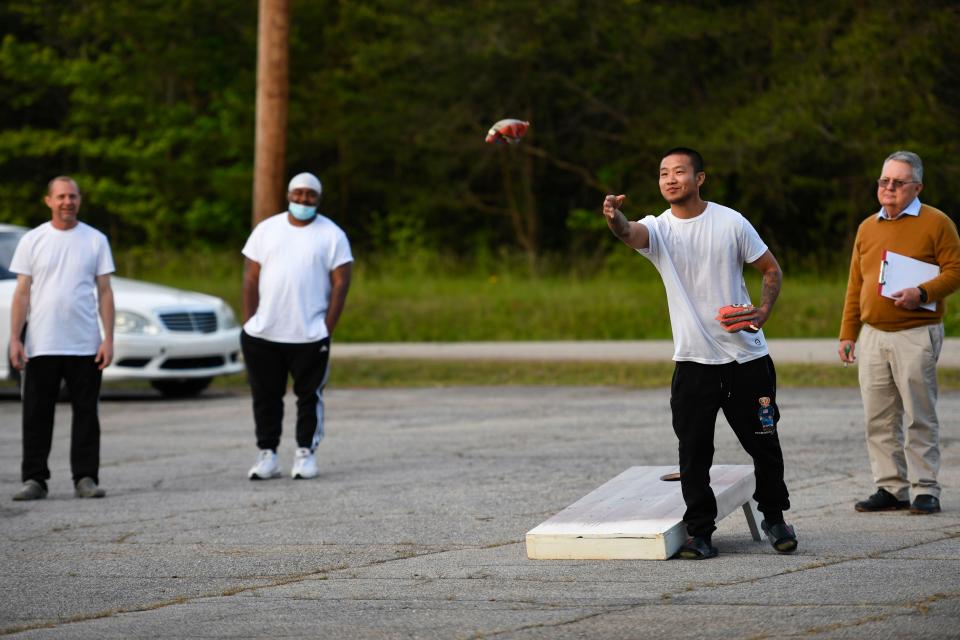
xmin=661 ymin=147 xmax=704 ymax=174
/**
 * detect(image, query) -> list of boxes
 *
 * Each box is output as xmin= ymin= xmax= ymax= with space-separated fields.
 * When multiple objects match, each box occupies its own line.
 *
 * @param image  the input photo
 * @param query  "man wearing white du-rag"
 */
xmin=241 ymin=172 xmax=353 ymax=481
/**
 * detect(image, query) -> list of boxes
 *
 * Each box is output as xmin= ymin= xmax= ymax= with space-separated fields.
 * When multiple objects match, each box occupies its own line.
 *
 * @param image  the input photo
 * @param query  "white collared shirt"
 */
xmin=878 ymin=197 xmax=921 ymax=221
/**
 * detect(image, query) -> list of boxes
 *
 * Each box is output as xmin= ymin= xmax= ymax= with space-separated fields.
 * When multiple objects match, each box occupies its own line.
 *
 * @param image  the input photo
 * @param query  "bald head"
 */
xmin=47 ymin=176 xmax=79 ymax=196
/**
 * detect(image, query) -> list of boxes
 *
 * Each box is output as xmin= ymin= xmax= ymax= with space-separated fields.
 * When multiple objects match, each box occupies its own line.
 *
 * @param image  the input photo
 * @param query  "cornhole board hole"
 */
xmin=526 ymin=465 xmax=762 ymax=560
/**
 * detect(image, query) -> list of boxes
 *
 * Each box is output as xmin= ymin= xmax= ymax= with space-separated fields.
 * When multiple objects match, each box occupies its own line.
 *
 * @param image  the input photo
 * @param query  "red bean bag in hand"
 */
xmin=715 ymin=304 xmax=759 ymax=333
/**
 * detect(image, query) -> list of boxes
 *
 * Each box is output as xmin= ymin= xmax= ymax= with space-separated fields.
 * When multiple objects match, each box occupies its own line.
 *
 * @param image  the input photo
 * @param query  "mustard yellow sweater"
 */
xmin=840 ymin=204 xmax=960 ymax=340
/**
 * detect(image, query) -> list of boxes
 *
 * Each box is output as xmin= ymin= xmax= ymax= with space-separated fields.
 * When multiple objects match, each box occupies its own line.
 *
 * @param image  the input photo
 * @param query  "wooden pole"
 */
xmin=252 ymin=0 xmax=289 ymax=226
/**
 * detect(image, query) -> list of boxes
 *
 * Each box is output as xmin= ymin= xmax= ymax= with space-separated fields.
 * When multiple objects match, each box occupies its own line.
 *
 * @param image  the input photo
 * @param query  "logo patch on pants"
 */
xmin=757 ymin=396 xmax=776 ymax=434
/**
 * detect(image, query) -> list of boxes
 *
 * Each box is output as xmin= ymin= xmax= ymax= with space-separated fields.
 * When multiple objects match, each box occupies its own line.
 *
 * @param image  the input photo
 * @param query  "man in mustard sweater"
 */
xmin=839 ymin=151 xmax=960 ymax=515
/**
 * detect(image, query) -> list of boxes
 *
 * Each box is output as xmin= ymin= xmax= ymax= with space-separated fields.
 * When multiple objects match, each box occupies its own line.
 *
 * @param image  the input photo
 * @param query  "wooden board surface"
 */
xmin=526 ymin=465 xmax=759 ymax=560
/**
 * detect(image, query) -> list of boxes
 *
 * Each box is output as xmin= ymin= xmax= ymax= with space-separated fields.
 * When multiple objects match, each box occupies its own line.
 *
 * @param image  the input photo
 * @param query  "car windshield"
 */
xmin=0 ymin=231 xmax=25 ymax=280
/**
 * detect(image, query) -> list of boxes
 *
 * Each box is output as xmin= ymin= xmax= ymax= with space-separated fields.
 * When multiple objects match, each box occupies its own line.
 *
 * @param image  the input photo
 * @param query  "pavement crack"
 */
xmin=463 ymin=533 xmax=960 ymax=640
xmin=465 ymin=605 xmax=635 ymax=639
xmin=748 ymin=591 xmax=960 ymax=639
xmin=0 ymin=540 xmax=518 ymax=636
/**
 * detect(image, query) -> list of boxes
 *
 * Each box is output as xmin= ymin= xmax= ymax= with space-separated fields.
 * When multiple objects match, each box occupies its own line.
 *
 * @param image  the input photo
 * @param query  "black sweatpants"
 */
xmin=670 ymin=355 xmax=790 ymax=538
xmin=21 ymin=355 xmax=103 ymax=487
xmin=241 ymin=331 xmax=331 ymax=452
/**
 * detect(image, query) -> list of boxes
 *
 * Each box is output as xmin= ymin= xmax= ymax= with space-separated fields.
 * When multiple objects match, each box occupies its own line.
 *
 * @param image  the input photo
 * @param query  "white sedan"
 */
xmin=0 ymin=224 xmax=243 ymax=397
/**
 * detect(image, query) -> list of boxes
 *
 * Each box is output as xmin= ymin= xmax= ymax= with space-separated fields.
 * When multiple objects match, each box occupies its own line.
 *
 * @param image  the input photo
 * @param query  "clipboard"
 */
xmin=878 ymin=250 xmax=939 ymax=311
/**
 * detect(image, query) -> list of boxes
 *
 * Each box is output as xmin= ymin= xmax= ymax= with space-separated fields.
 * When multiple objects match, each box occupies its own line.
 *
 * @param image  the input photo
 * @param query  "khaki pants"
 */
xmin=857 ymin=323 xmax=943 ymax=499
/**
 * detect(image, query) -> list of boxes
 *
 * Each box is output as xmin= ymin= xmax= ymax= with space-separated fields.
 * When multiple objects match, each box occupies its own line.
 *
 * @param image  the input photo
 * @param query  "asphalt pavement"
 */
xmin=1 ymin=357 xmax=958 ymax=638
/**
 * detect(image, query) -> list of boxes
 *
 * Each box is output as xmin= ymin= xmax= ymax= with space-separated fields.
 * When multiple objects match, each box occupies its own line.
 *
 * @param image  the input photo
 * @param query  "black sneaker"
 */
xmin=761 ymin=520 xmax=798 ymax=554
xmin=854 ymin=488 xmax=909 ymax=512
xmin=676 ymin=536 xmax=718 ymax=560
xmin=909 ymin=495 xmax=941 ymax=515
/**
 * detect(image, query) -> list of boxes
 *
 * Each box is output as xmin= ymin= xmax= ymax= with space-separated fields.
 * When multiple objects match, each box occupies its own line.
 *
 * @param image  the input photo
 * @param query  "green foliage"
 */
xmin=0 ymin=1 xmax=256 ymax=246
xmin=2 ymin=1 xmax=959 ymax=267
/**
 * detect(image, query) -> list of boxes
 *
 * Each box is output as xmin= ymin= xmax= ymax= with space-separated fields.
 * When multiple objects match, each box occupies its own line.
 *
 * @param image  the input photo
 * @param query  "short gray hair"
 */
xmin=47 ymin=176 xmax=79 ymax=195
xmin=885 ymin=151 xmax=923 ymax=183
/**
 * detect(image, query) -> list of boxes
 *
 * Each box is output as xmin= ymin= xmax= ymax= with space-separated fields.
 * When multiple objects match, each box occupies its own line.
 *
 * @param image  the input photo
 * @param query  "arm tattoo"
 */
xmin=609 ymin=210 xmax=631 ymax=240
xmin=760 ymin=268 xmax=782 ymax=311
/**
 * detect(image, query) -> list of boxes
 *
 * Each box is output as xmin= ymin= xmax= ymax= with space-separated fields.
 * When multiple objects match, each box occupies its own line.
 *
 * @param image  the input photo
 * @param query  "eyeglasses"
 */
xmin=877 ymin=178 xmax=919 ymax=190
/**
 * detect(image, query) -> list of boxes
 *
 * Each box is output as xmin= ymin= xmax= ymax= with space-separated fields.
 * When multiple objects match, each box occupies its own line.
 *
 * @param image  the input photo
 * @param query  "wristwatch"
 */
xmin=918 ymin=286 xmax=928 ymax=304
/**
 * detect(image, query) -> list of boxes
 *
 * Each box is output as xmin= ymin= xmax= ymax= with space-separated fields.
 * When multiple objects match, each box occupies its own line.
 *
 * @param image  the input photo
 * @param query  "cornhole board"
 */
xmin=526 ymin=465 xmax=762 ymax=560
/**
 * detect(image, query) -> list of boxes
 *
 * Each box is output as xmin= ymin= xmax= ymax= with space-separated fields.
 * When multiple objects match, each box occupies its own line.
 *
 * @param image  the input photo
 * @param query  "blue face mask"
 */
xmin=289 ymin=202 xmax=317 ymax=221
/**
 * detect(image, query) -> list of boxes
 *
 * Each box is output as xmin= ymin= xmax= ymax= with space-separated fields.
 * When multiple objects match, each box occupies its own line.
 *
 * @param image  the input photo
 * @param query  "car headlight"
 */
xmin=219 ymin=302 xmax=239 ymax=330
xmin=115 ymin=310 xmax=160 ymax=335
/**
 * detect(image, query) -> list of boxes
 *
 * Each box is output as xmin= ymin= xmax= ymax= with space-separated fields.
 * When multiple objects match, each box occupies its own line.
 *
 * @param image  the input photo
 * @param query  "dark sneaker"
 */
xmin=761 ymin=520 xmax=798 ymax=553
xmin=909 ymin=495 xmax=941 ymax=515
xmin=74 ymin=477 xmax=105 ymax=498
xmin=855 ymin=488 xmax=909 ymax=512
xmin=13 ymin=480 xmax=47 ymax=501
xmin=676 ymin=536 xmax=718 ymax=560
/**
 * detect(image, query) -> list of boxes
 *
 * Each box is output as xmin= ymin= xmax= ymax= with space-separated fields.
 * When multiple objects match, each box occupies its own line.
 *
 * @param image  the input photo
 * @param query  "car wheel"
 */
xmin=150 ymin=377 xmax=213 ymax=398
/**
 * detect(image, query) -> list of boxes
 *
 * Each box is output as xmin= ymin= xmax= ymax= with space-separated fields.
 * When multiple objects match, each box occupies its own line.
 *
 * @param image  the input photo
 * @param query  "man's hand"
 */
xmin=838 ymin=340 xmax=856 ymax=364
xmin=602 ymin=194 xmax=627 ymax=221
xmin=891 ymin=287 xmax=923 ymax=310
xmin=754 ymin=305 xmax=773 ymax=328
xmin=716 ymin=304 xmax=761 ymax=332
xmin=601 ymin=194 xmax=649 ymax=250
xmin=95 ymin=339 xmax=113 ymax=370
xmin=9 ymin=339 xmax=27 ymax=371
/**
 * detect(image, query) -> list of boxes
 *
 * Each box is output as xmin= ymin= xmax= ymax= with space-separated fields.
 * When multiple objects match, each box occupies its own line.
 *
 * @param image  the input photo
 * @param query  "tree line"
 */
xmin=2 ymin=0 xmax=958 ymax=270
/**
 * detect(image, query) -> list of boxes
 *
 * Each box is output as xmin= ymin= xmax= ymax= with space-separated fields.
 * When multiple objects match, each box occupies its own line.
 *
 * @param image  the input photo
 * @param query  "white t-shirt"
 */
xmin=242 ymin=212 xmax=353 ymax=343
xmin=9 ymin=221 xmax=115 ymax=357
xmin=638 ymin=202 xmax=770 ymax=364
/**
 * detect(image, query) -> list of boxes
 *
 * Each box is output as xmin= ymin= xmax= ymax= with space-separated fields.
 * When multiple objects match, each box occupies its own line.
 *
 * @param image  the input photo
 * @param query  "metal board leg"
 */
xmin=742 ymin=499 xmax=762 ymax=542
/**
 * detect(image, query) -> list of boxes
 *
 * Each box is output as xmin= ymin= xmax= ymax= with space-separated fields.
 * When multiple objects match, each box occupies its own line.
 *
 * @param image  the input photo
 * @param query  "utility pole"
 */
xmin=252 ymin=0 xmax=289 ymax=226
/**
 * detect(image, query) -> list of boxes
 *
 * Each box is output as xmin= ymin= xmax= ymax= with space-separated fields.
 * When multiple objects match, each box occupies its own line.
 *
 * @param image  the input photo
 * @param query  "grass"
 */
xmin=99 ymin=249 xmax=960 ymax=390
xmin=112 ymin=248 xmax=959 ymax=341
xmin=320 ymin=360 xmax=960 ymax=390
xmin=113 ymin=248 xmax=242 ymax=315
xmin=19 ymin=360 xmax=948 ymax=393
xmin=323 ymin=359 xmax=866 ymax=388
xmin=6 ymin=358 xmax=958 ymax=391
xmin=20 ymin=247 xmax=943 ymax=392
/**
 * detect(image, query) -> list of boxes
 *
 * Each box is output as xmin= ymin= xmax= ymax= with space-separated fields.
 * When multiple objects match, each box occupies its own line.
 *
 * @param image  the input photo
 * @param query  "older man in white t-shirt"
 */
xmin=601 ymin=148 xmax=796 ymax=560
xmin=9 ymin=176 xmax=115 ymax=501
xmin=241 ymin=172 xmax=353 ymax=480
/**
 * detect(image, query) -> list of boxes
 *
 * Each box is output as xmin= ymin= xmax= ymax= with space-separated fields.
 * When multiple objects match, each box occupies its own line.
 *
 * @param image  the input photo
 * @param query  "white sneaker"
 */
xmin=248 ymin=449 xmax=281 ymax=480
xmin=291 ymin=448 xmax=318 ymax=479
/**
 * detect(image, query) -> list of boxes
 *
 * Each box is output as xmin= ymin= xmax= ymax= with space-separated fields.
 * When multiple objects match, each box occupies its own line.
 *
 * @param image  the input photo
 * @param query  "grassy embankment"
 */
xmin=103 ymin=250 xmax=960 ymax=390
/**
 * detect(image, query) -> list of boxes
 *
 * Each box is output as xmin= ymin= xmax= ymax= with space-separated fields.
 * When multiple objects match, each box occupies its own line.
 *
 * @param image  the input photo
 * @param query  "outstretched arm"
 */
xmin=602 ymin=195 xmax=649 ymax=250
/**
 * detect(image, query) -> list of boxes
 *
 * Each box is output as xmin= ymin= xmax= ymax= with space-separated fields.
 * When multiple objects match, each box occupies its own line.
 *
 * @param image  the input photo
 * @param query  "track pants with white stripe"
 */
xmin=241 ymin=331 xmax=330 ymax=452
